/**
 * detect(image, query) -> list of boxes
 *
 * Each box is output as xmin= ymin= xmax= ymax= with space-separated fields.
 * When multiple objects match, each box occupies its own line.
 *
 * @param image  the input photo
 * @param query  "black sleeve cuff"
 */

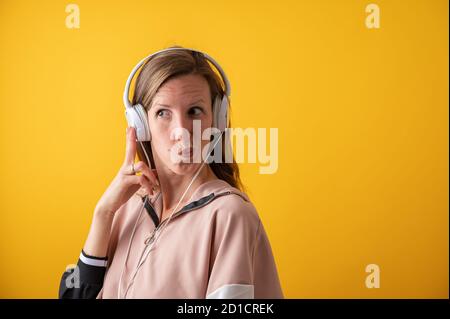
xmin=76 ymin=258 xmax=107 ymax=285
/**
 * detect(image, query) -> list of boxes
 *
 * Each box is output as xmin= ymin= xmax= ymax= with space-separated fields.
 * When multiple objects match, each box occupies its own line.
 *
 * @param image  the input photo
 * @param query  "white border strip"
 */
xmin=79 ymin=252 xmax=108 ymax=267
xmin=206 ymin=284 xmax=254 ymax=299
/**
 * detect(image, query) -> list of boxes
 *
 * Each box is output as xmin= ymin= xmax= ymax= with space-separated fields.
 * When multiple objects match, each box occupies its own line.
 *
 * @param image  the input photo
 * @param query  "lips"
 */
xmin=179 ymin=147 xmax=193 ymax=157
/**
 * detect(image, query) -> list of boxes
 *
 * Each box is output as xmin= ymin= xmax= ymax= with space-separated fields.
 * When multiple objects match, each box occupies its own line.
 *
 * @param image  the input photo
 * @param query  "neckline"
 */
xmin=184 ymin=178 xmax=225 ymax=203
xmin=151 ymin=178 xmax=228 ymax=222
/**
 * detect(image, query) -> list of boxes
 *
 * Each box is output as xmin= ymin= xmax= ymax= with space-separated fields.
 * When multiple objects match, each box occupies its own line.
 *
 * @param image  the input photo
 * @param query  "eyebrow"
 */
xmin=155 ymin=98 xmax=206 ymax=108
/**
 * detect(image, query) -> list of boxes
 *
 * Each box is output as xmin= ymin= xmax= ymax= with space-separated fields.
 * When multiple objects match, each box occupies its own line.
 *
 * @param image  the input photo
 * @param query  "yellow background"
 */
xmin=0 ymin=0 xmax=448 ymax=298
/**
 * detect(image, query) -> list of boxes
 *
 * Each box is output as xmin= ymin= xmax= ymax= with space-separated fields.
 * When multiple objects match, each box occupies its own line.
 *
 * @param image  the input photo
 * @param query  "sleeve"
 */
xmin=58 ymin=250 xmax=108 ymax=299
xmin=205 ymin=199 xmax=284 ymax=299
xmin=58 ymin=193 xmax=146 ymax=299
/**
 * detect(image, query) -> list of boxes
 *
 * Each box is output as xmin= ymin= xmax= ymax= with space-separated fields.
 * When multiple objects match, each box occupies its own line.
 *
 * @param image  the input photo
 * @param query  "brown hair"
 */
xmin=131 ymin=45 xmax=245 ymax=192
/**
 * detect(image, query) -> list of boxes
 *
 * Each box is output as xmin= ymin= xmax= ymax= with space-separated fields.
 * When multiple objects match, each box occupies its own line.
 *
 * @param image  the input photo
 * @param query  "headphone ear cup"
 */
xmin=212 ymin=95 xmax=222 ymax=132
xmin=125 ymin=103 xmax=151 ymax=141
xmin=217 ymin=96 xmax=229 ymax=132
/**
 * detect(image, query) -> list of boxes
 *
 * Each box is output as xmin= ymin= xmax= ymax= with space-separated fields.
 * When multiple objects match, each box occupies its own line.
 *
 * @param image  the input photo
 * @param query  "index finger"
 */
xmin=124 ymin=126 xmax=137 ymax=164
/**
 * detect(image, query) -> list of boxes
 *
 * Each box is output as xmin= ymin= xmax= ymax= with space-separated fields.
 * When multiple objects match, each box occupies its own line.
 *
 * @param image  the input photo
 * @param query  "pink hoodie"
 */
xmin=93 ymin=179 xmax=283 ymax=299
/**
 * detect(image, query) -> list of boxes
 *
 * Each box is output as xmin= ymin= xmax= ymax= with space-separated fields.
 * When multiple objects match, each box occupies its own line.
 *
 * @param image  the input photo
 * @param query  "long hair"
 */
xmin=131 ymin=46 xmax=245 ymax=192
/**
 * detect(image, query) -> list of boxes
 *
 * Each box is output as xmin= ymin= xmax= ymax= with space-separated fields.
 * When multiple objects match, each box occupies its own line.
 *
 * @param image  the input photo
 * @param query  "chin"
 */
xmin=168 ymin=161 xmax=202 ymax=175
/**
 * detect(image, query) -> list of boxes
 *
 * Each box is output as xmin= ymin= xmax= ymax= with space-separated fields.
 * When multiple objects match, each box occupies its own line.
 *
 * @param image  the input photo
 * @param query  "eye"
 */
xmin=188 ymin=106 xmax=204 ymax=117
xmin=156 ymin=109 xmax=170 ymax=118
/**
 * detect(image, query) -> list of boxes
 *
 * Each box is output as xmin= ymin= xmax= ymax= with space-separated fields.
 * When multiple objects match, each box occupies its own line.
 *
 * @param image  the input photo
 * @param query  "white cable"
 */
xmin=116 ymin=141 xmax=152 ymax=298
xmin=118 ymin=132 xmax=224 ymax=298
xmin=116 ymin=196 xmax=146 ymax=298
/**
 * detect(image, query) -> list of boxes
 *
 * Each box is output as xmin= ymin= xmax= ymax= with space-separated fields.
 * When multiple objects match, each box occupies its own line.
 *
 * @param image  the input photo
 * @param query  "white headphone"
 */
xmin=123 ymin=47 xmax=231 ymax=142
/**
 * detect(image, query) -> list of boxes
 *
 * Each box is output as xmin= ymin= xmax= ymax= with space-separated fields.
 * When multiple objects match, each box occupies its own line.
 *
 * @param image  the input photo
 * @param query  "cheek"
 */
xmin=150 ymin=127 xmax=170 ymax=152
xmin=148 ymin=115 xmax=167 ymax=138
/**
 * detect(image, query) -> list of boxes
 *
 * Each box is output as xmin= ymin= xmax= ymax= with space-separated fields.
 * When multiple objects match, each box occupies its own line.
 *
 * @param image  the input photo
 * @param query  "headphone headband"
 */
xmin=123 ymin=47 xmax=231 ymax=109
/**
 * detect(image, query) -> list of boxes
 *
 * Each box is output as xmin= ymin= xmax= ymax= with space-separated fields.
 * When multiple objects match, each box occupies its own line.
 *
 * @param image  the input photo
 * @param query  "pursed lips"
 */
xmin=179 ymin=147 xmax=193 ymax=157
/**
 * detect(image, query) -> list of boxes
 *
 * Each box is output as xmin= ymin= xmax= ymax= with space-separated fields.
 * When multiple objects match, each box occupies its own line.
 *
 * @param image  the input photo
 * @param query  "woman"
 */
xmin=59 ymin=46 xmax=283 ymax=299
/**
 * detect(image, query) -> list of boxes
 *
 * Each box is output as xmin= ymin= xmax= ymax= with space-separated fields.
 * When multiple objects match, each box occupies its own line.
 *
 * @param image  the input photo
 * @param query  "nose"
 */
xmin=170 ymin=113 xmax=194 ymax=143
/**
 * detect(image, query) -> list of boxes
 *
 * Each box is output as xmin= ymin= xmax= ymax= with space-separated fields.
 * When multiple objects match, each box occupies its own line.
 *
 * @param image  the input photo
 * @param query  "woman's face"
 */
xmin=148 ymin=73 xmax=214 ymax=175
